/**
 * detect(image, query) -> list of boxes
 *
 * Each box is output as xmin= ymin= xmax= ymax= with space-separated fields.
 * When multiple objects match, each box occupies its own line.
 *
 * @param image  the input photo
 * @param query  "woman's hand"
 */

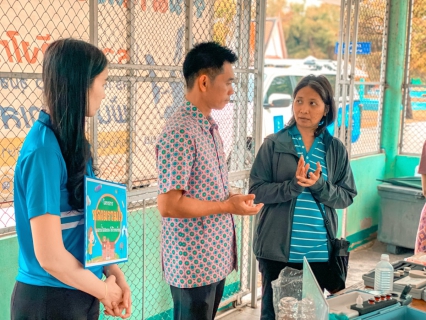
xmin=117 ymin=280 xmax=132 ymax=318
xmin=103 ymin=266 xmax=132 ymax=318
xmin=100 ymin=275 xmax=123 ymax=314
xmin=295 ymin=155 xmax=308 ymax=181
xmin=296 ymin=157 xmax=321 ymax=187
xmin=104 ymin=281 xmax=132 ymax=318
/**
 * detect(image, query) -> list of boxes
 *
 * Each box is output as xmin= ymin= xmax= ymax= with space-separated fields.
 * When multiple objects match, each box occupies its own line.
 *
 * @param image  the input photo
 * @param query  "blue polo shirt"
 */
xmin=288 ymin=125 xmax=329 ymax=263
xmin=14 ymin=110 xmax=103 ymax=288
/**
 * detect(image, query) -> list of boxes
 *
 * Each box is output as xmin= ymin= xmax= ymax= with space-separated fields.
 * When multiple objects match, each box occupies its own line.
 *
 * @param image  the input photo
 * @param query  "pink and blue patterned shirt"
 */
xmin=156 ymin=101 xmax=237 ymax=288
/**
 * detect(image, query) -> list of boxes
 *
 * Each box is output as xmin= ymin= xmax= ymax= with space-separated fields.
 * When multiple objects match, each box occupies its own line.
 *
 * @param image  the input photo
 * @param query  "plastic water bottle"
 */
xmin=374 ymin=254 xmax=394 ymax=293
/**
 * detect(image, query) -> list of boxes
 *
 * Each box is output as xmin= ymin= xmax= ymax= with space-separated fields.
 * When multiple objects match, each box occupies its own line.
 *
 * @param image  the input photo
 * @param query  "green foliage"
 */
xmin=266 ymin=0 xmax=287 ymax=17
xmin=410 ymin=0 xmax=426 ymax=81
xmin=267 ymin=2 xmax=340 ymax=59
xmin=213 ymin=0 xmax=237 ymax=46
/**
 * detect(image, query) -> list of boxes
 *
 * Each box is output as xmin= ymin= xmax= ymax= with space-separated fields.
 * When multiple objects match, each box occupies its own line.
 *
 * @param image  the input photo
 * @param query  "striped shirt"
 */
xmin=288 ymin=125 xmax=329 ymax=263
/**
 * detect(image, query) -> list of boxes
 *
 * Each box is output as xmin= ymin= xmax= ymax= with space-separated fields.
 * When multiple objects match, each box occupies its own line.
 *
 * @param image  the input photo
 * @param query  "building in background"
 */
xmin=264 ymin=17 xmax=288 ymax=59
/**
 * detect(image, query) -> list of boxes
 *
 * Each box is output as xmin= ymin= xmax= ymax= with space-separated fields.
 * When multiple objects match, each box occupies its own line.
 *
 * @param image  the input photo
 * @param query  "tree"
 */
xmin=356 ymin=0 xmax=387 ymax=82
xmin=410 ymin=0 xmax=426 ymax=82
xmin=266 ymin=0 xmax=287 ymax=18
xmin=282 ymin=3 xmax=340 ymax=59
xmin=213 ymin=0 xmax=237 ymax=46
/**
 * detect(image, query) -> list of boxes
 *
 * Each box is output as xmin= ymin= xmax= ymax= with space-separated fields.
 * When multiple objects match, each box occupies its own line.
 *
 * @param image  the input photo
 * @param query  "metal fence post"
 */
xmin=251 ymin=0 xmax=266 ymax=309
xmin=399 ymin=0 xmax=414 ymax=154
xmin=185 ymin=0 xmax=194 ymax=54
xmin=89 ymin=0 xmax=99 ymax=168
xmin=381 ymin=0 xmax=409 ymax=177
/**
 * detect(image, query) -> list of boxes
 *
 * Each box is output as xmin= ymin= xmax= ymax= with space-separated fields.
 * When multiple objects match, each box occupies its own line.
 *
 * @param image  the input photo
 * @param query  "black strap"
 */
xmin=310 ymin=191 xmax=334 ymax=240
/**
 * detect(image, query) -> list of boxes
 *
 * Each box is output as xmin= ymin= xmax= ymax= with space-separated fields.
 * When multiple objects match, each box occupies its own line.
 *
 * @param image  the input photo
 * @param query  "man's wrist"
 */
xmin=218 ymin=200 xmax=229 ymax=213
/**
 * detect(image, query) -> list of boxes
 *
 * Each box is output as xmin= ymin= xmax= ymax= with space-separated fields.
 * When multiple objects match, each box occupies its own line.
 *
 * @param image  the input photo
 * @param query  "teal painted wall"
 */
xmin=381 ymin=0 xmax=409 ymax=178
xmin=0 ymin=235 xmax=18 ymax=320
xmin=344 ymin=154 xmax=386 ymax=249
xmin=395 ymin=155 xmax=420 ymax=177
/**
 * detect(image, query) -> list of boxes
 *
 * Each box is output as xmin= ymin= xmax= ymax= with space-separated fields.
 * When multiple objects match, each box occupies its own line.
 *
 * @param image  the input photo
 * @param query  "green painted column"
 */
xmin=381 ymin=0 xmax=409 ymax=178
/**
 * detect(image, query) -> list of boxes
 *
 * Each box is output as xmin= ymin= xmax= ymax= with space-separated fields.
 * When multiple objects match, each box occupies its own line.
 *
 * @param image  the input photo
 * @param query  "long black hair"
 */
xmin=287 ymin=74 xmax=336 ymax=137
xmin=42 ymin=39 xmax=107 ymax=210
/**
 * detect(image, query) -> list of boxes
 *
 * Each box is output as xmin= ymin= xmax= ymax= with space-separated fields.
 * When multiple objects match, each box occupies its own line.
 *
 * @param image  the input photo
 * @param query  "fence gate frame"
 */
xmin=335 ymin=0 xmax=389 ymax=237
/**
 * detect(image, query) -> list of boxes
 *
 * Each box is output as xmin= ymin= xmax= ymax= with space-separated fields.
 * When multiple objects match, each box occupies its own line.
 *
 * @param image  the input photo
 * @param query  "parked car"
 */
xmin=261 ymin=64 xmax=362 ymax=143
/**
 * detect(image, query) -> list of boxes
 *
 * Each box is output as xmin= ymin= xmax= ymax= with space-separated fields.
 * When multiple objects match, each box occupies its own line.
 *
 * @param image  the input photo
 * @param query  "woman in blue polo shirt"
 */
xmin=249 ymin=75 xmax=357 ymax=320
xmin=11 ymin=39 xmax=131 ymax=319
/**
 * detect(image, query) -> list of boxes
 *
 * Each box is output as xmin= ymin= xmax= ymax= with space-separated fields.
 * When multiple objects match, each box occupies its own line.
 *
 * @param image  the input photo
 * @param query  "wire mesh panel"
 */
xmin=350 ymin=0 xmax=388 ymax=157
xmin=335 ymin=0 xmax=389 ymax=157
xmin=401 ymin=0 xmax=426 ymax=155
xmin=0 ymin=0 xmax=263 ymax=318
xmin=0 ymin=0 xmax=90 ymax=231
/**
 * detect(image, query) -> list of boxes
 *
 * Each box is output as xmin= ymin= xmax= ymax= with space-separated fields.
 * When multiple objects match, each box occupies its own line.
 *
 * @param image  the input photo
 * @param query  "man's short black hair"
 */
xmin=183 ymin=42 xmax=238 ymax=89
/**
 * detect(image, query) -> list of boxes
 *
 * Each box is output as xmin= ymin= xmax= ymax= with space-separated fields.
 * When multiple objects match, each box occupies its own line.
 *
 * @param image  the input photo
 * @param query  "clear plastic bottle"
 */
xmin=374 ymin=254 xmax=394 ymax=293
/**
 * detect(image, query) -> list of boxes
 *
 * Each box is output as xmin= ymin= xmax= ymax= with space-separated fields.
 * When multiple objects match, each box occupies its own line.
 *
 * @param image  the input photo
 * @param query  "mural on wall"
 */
xmin=0 ymin=0 xmax=211 ymax=202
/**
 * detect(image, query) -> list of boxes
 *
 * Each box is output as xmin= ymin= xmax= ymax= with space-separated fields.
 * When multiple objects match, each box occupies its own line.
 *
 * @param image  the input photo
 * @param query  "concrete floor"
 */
xmin=217 ymin=240 xmax=414 ymax=320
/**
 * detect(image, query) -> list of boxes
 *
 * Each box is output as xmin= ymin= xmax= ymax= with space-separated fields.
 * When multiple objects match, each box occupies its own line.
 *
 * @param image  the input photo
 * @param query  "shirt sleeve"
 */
xmin=20 ymin=147 xmax=63 ymax=219
xmin=419 ymin=141 xmax=426 ymax=174
xmin=156 ymin=127 xmax=195 ymax=195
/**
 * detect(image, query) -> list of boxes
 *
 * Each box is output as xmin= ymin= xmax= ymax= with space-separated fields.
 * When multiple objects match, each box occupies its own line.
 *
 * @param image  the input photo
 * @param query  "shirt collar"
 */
xmin=288 ymin=124 xmax=324 ymax=140
xmin=37 ymin=109 xmax=53 ymax=128
xmin=288 ymin=125 xmax=301 ymax=137
xmin=184 ymin=101 xmax=218 ymax=132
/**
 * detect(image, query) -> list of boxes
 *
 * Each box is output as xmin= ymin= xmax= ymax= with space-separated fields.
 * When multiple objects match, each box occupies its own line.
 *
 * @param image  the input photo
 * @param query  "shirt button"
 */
xmin=302 ymin=146 xmax=305 ymax=149
xmin=306 ymin=156 xmax=309 ymax=159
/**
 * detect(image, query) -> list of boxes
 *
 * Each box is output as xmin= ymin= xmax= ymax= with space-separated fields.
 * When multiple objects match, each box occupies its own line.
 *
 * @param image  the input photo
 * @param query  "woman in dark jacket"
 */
xmin=249 ymin=75 xmax=357 ymax=320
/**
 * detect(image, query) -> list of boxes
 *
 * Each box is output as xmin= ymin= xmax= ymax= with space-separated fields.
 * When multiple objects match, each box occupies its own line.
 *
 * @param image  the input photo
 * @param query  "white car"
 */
xmin=262 ymin=66 xmax=317 ymax=138
xmin=261 ymin=65 xmax=362 ymax=142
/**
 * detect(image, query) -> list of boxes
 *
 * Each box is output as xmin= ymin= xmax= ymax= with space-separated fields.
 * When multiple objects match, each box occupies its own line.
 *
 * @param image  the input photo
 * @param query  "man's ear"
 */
xmin=198 ymin=74 xmax=208 ymax=92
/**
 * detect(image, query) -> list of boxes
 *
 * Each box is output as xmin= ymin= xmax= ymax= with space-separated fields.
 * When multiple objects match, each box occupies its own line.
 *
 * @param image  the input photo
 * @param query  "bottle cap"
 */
xmin=381 ymin=254 xmax=390 ymax=261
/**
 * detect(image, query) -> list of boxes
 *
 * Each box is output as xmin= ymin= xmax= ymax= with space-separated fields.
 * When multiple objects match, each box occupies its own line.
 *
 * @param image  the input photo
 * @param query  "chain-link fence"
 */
xmin=400 ymin=0 xmax=426 ymax=155
xmin=0 ymin=0 xmax=264 ymax=318
xmin=334 ymin=0 xmax=389 ymax=158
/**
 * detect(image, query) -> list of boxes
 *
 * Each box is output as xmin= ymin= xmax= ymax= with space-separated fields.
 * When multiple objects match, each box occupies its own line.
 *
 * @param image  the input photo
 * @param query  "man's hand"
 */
xmin=230 ymin=192 xmax=253 ymax=207
xmin=222 ymin=194 xmax=263 ymax=216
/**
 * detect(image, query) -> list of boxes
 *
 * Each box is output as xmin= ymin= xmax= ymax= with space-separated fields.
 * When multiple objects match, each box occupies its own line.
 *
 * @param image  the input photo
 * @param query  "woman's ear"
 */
xmin=324 ymin=105 xmax=330 ymax=116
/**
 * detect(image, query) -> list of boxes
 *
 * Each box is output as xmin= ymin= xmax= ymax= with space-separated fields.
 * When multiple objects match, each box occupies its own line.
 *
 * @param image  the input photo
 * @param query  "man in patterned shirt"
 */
xmin=156 ymin=42 xmax=263 ymax=320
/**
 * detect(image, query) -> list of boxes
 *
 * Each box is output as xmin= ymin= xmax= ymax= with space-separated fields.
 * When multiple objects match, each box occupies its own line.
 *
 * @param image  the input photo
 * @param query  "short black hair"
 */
xmin=183 ymin=42 xmax=238 ymax=89
xmin=287 ymin=74 xmax=337 ymax=137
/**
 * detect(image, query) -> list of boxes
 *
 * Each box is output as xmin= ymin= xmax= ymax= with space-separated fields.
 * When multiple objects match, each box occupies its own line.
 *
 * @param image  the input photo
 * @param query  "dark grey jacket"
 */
xmin=249 ymin=127 xmax=357 ymax=262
